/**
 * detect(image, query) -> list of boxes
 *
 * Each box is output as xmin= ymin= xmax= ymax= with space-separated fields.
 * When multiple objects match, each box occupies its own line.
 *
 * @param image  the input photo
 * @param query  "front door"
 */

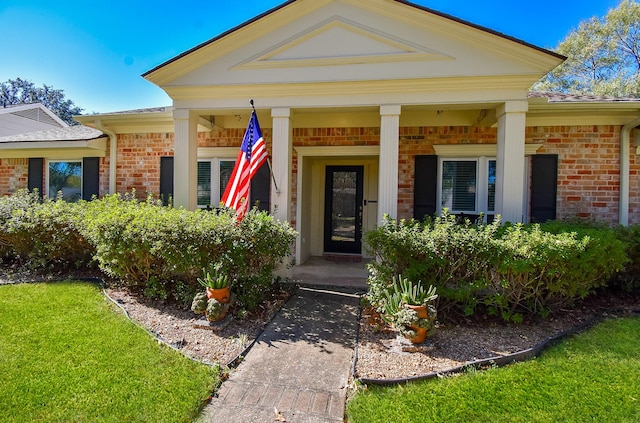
xmin=324 ymin=166 xmax=364 ymax=254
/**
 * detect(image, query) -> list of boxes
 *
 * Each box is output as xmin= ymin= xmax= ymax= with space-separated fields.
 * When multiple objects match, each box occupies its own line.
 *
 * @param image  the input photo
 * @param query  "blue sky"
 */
xmin=0 ymin=0 xmax=621 ymax=114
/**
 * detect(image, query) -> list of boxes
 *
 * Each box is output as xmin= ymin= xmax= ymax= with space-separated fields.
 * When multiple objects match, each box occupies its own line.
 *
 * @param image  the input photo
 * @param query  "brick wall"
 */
xmin=397 ymin=126 xmax=498 ymax=219
xmin=1 ymin=123 xmax=637 ymax=226
xmin=530 ymin=125 xmax=635 ymax=225
xmin=0 ymin=158 xmax=28 ymax=196
xmin=115 ymin=133 xmax=173 ymax=198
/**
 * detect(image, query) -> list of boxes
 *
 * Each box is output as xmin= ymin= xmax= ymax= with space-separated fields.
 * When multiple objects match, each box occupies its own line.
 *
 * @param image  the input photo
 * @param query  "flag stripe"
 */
xmin=220 ymin=110 xmax=268 ymax=219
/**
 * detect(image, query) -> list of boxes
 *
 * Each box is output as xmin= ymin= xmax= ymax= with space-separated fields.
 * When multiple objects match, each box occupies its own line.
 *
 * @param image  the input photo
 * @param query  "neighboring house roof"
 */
xmin=0 ymin=125 xmax=105 ymax=143
xmin=0 ymin=103 xmax=68 ymax=137
xmin=0 ymin=120 xmax=108 ymax=159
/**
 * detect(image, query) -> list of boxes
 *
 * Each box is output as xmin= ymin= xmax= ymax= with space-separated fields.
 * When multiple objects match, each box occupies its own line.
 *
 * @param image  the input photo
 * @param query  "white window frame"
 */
xmin=197 ymin=157 xmax=236 ymax=209
xmin=46 ymin=159 xmax=82 ymax=202
xmin=438 ymin=156 xmax=496 ymax=221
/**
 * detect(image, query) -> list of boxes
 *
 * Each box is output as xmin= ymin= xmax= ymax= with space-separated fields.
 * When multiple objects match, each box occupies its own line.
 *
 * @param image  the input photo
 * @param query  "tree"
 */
xmin=534 ymin=0 xmax=640 ymax=97
xmin=0 ymin=78 xmax=83 ymax=125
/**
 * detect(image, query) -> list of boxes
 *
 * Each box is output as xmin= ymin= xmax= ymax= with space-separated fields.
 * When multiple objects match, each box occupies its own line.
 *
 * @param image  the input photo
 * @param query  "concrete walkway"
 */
xmin=198 ymin=287 xmax=361 ymax=423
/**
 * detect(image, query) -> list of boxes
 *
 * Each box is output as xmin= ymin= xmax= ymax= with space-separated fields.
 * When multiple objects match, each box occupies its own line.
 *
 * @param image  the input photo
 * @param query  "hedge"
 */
xmin=0 ymin=191 xmax=297 ymax=308
xmin=365 ymin=212 xmax=629 ymax=322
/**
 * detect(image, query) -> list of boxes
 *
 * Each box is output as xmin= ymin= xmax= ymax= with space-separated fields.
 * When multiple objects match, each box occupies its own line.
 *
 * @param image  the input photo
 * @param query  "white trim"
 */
xmin=433 ymin=143 xmax=542 ymax=157
xmin=437 ymin=156 xmax=496 ymax=220
xmin=197 ymin=147 xmax=239 ymax=158
xmin=294 ymin=146 xmax=380 ymax=156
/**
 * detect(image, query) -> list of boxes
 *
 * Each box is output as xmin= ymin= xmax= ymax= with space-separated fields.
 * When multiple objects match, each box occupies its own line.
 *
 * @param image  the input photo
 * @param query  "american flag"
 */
xmin=221 ymin=110 xmax=268 ymax=219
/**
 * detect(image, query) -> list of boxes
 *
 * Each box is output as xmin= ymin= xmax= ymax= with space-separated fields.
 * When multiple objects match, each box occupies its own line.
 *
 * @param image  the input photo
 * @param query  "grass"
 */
xmin=0 ymin=281 xmax=219 ymax=423
xmin=347 ymin=316 xmax=640 ymax=423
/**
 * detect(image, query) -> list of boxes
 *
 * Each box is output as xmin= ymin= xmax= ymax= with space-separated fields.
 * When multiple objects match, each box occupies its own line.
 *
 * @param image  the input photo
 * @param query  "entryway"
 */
xmin=324 ymin=165 xmax=364 ymax=255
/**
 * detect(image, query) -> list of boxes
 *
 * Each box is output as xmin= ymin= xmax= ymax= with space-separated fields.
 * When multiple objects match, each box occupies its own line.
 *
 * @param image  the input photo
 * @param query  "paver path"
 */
xmin=198 ymin=287 xmax=360 ymax=423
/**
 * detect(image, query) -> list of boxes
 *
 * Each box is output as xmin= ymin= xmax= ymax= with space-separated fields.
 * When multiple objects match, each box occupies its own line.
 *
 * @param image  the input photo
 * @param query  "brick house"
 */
xmin=2 ymin=0 xmax=640 ymax=265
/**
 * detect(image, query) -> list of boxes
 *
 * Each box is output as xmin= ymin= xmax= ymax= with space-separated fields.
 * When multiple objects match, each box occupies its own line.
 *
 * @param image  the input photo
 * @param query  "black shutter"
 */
xmin=82 ymin=157 xmax=100 ymax=200
xmin=28 ymin=158 xmax=44 ymax=195
xmin=250 ymin=162 xmax=271 ymax=212
xmin=160 ymin=156 xmax=174 ymax=206
xmin=414 ymin=155 xmax=438 ymax=221
xmin=530 ymin=154 xmax=558 ymax=223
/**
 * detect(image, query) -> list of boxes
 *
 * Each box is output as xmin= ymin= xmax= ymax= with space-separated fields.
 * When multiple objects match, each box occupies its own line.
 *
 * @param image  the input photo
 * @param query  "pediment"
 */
xmin=233 ymin=17 xmax=453 ymax=69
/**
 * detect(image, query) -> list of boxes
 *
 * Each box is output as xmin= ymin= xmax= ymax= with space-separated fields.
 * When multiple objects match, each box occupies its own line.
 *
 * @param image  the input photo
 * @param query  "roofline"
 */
xmin=0 ymin=102 xmax=69 ymax=128
xmin=394 ymin=0 xmax=566 ymax=61
xmin=142 ymin=0 xmax=565 ymax=79
xmin=142 ymin=0 xmax=297 ymax=78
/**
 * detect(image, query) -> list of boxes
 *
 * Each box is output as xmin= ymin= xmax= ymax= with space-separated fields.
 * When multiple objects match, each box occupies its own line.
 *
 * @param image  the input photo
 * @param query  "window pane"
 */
xmin=488 ymin=160 xmax=496 ymax=212
xmin=48 ymin=161 xmax=81 ymax=202
xmin=442 ymin=161 xmax=477 ymax=211
xmin=219 ymin=160 xmax=235 ymax=204
xmin=197 ymin=161 xmax=212 ymax=207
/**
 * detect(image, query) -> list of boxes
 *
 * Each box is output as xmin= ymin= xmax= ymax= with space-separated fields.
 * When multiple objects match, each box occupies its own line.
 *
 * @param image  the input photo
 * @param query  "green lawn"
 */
xmin=348 ymin=316 xmax=640 ymax=423
xmin=0 ymin=282 xmax=218 ymax=423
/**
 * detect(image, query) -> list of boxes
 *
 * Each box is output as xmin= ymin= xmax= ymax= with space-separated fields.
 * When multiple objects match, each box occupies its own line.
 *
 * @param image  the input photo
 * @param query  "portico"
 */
xmin=142 ymin=0 xmax=563 ymax=263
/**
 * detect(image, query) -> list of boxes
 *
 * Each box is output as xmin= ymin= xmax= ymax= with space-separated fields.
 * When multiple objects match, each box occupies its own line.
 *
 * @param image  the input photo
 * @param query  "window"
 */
xmin=439 ymin=157 xmax=496 ymax=221
xmin=48 ymin=160 xmax=82 ymax=202
xmin=197 ymin=159 xmax=235 ymax=208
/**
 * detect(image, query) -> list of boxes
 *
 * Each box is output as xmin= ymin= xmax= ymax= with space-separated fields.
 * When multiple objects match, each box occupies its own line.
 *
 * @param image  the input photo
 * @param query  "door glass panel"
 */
xmin=331 ymin=171 xmax=357 ymax=243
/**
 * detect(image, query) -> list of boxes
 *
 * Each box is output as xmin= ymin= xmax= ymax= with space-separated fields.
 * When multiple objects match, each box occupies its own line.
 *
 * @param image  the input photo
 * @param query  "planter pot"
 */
xmin=406 ymin=304 xmax=428 ymax=319
xmin=408 ymin=326 xmax=428 ymax=344
xmin=406 ymin=304 xmax=429 ymax=344
xmin=206 ymin=287 xmax=230 ymax=304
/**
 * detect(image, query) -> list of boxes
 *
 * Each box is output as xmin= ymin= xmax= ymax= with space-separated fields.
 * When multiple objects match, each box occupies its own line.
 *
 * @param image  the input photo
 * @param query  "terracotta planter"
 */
xmin=408 ymin=326 xmax=428 ymax=344
xmin=206 ymin=286 xmax=230 ymax=304
xmin=406 ymin=304 xmax=428 ymax=319
xmin=406 ymin=304 xmax=429 ymax=344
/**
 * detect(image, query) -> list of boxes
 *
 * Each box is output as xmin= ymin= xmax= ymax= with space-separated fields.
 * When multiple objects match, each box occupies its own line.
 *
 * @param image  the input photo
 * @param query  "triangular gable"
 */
xmin=144 ymin=0 xmax=564 ymax=100
xmin=234 ymin=17 xmax=453 ymax=69
xmin=0 ymin=103 xmax=68 ymax=137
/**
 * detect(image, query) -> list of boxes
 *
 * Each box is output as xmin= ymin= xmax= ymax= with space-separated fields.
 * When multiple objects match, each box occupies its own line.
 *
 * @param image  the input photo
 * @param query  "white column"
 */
xmin=173 ymin=109 xmax=198 ymax=210
xmin=495 ymin=101 xmax=528 ymax=223
xmin=271 ymin=108 xmax=292 ymax=223
xmin=378 ymin=105 xmax=401 ymax=224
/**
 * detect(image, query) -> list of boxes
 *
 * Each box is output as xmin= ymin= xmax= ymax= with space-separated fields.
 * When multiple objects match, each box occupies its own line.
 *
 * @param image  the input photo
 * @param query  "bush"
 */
xmin=611 ymin=224 xmax=640 ymax=293
xmin=0 ymin=190 xmax=94 ymax=269
xmin=80 ymin=193 xmax=297 ymax=307
xmin=365 ymin=213 xmax=628 ymax=322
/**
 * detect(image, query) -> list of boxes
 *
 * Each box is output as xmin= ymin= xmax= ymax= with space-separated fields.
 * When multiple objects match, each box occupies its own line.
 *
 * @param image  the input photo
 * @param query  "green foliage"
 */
xmin=191 ymin=292 xmax=208 ymax=315
xmin=365 ymin=212 xmax=628 ymax=321
xmin=0 ymin=190 xmax=94 ymax=269
xmin=197 ymin=263 xmax=229 ymax=289
xmin=205 ymin=298 xmax=227 ymax=321
xmin=533 ymin=0 xmax=640 ymax=97
xmin=79 ymin=193 xmax=297 ymax=306
xmin=394 ymin=274 xmax=438 ymax=306
xmin=611 ymin=224 xmax=640 ymax=292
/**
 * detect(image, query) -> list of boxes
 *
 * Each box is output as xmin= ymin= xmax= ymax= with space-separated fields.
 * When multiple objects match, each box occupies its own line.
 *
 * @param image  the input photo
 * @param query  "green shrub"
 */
xmin=79 ymin=193 xmax=297 ymax=306
xmin=611 ymin=224 xmax=640 ymax=293
xmin=0 ymin=190 xmax=94 ymax=269
xmin=365 ymin=213 xmax=628 ymax=321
